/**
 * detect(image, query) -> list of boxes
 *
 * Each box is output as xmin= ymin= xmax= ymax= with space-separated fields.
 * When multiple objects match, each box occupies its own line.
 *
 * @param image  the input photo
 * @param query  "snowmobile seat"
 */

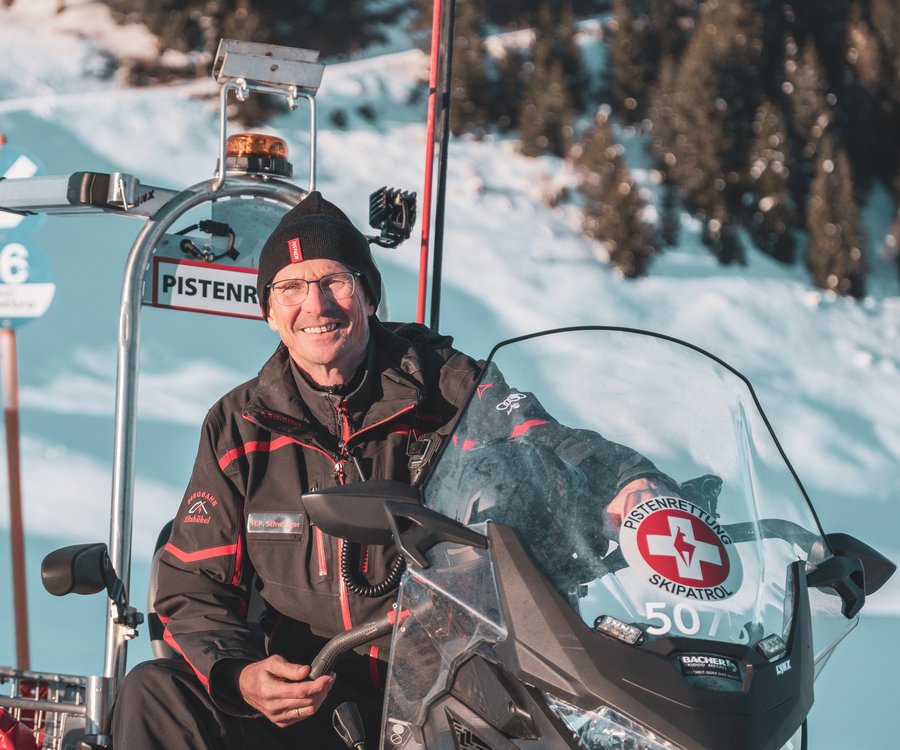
xmin=147 ymin=519 xmax=177 ymax=659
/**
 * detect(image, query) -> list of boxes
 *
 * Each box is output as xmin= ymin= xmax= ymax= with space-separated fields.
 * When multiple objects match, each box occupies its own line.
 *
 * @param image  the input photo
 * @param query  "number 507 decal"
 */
xmin=644 ymin=602 xmax=752 ymax=643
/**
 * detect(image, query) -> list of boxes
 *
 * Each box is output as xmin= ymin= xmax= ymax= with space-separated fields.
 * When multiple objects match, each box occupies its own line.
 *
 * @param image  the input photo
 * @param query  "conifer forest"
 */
xmin=63 ymin=0 xmax=900 ymax=295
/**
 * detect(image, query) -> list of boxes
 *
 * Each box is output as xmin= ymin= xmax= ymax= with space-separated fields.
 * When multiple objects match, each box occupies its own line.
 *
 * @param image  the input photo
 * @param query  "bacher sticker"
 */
xmin=678 ymin=653 xmax=743 ymax=683
xmin=247 ymin=512 xmax=304 ymax=535
xmin=619 ymin=496 xmax=743 ymax=601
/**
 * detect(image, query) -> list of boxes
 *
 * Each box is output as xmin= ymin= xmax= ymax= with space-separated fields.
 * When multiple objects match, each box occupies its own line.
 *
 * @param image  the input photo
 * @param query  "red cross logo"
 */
xmin=637 ymin=509 xmax=729 ymax=587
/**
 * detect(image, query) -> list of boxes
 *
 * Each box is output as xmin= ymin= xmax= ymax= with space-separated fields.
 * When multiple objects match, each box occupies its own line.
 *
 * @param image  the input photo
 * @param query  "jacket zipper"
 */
xmin=338 ymin=538 xmax=353 ymax=631
xmin=253 ymin=403 xmax=417 ymax=635
xmin=345 ymin=402 xmax=416 ymax=444
xmin=315 ymin=527 xmax=328 ymax=577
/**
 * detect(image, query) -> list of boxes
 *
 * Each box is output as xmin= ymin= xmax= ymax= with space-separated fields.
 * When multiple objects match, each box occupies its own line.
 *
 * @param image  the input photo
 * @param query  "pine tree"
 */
xmin=449 ymin=0 xmax=490 ymax=136
xmin=747 ymin=99 xmax=795 ymax=263
xmin=659 ymin=0 xmax=763 ymax=263
xmin=869 ymin=0 xmax=900 ymax=186
xmin=608 ymin=0 xmax=698 ymax=123
xmin=575 ymin=108 xmax=657 ymax=277
xmin=660 ymin=181 xmax=680 ymax=247
xmin=608 ymin=0 xmax=655 ymax=122
xmin=491 ymin=47 xmax=529 ymax=133
xmin=806 ymin=133 xmax=866 ymax=297
xmin=518 ymin=0 xmax=579 ymax=157
xmin=104 ymin=0 xmax=402 ymax=59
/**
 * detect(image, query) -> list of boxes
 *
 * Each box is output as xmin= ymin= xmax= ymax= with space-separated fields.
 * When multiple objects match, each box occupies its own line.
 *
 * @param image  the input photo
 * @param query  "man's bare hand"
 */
xmin=604 ymin=477 xmax=663 ymax=532
xmin=238 ymin=655 xmax=334 ymax=727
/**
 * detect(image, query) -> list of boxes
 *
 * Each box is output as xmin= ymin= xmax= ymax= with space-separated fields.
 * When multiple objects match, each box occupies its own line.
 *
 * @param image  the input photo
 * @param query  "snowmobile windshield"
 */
xmin=423 ymin=327 xmax=854 ymax=669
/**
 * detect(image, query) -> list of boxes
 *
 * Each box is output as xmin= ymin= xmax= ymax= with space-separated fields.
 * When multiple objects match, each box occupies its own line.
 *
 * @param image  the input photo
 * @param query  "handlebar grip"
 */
xmin=308 ymin=616 xmax=395 ymax=680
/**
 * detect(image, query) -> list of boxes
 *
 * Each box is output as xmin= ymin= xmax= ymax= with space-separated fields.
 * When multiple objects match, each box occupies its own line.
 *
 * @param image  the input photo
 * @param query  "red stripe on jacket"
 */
xmin=162 ymin=629 xmax=210 ymax=689
xmin=369 ymin=645 xmax=381 ymax=690
xmin=164 ymin=542 xmax=239 ymax=563
xmin=218 ymin=435 xmax=297 ymax=471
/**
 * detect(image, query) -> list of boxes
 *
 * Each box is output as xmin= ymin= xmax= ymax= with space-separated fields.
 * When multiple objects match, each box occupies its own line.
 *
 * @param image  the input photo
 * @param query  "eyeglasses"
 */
xmin=267 ymin=271 xmax=361 ymax=306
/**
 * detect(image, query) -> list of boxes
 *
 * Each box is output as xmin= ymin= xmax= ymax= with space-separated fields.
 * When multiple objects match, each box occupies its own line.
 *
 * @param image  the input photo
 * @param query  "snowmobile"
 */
xmin=0 ymin=36 xmax=894 ymax=750
xmin=295 ymin=326 xmax=896 ymax=750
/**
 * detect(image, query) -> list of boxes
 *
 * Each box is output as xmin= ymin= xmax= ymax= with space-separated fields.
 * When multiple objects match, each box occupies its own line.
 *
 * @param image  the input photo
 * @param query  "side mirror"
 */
xmin=807 ymin=533 xmax=897 ymax=619
xmin=302 ymin=480 xmax=422 ymax=545
xmin=385 ymin=502 xmax=488 ymax=569
xmin=41 ymin=542 xmax=144 ymax=631
xmin=826 ymin=533 xmax=896 ymax=595
xmin=41 ymin=542 xmax=114 ymax=596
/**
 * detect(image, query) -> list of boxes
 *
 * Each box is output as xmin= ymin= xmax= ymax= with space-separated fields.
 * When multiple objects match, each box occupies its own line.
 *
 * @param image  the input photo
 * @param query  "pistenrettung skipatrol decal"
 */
xmin=619 ymin=497 xmax=742 ymax=601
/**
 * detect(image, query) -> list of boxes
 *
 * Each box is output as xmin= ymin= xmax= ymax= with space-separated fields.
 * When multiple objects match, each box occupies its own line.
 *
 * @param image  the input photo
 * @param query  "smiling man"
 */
xmin=265 ymin=258 xmax=374 ymax=387
xmin=111 ymin=192 xmax=676 ymax=750
xmin=111 ymin=192 xmax=484 ymax=749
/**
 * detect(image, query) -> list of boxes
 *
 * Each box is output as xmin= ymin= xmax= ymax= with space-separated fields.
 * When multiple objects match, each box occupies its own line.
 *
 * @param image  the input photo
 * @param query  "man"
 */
xmin=112 ymin=191 xmax=672 ymax=749
xmin=112 ymin=192 xmax=484 ymax=748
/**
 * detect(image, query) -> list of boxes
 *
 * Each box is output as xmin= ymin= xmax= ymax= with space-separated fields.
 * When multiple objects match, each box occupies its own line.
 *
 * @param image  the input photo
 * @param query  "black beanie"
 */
xmin=257 ymin=191 xmax=381 ymax=313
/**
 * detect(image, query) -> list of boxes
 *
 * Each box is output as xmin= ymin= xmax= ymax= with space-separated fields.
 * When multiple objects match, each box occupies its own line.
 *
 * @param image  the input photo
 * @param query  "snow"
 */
xmin=0 ymin=3 xmax=898 ymax=746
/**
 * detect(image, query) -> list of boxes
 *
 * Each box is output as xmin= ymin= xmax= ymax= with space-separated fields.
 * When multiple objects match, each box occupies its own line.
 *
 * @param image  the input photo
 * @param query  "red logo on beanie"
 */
xmin=288 ymin=238 xmax=303 ymax=263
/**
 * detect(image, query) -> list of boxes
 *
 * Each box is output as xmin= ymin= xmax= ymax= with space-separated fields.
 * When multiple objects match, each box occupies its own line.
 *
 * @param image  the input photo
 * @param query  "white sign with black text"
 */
xmin=151 ymin=257 xmax=262 ymax=319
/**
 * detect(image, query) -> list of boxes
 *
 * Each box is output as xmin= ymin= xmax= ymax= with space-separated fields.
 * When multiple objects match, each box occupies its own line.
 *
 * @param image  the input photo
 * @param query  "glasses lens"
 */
xmin=272 ymin=279 xmax=309 ymax=306
xmin=271 ymin=273 xmax=356 ymax=306
xmin=321 ymin=272 xmax=355 ymax=300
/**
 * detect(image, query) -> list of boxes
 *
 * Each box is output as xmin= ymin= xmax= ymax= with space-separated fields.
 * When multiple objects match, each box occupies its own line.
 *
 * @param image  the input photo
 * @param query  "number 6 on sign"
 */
xmin=0 ymin=241 xmax=55 ymax=329
xmin=0 ymin=243 xmax=30 ymax=284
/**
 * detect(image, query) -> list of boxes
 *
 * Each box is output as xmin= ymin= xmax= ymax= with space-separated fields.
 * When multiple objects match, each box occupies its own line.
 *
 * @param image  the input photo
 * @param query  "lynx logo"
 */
xmin=776 ymin=660 xmax=792 ymax=676
xmin=619 ymin=497 xmax=743 ymax=601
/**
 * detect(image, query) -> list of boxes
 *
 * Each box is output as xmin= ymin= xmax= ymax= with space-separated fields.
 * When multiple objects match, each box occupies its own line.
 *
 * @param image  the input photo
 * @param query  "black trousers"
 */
xmin=111 ymin=658 xmax=383 ymax=750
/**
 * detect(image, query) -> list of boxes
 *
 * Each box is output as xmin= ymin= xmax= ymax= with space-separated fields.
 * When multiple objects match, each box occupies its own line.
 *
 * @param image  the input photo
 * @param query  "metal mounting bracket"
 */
xmin=212 ymin=39 xmax=324 ymax=94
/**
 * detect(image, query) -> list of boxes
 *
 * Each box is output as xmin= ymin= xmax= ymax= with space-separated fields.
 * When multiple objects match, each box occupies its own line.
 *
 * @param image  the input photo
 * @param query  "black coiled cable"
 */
xmin=340 ymin=542 xmax=406 ymax=598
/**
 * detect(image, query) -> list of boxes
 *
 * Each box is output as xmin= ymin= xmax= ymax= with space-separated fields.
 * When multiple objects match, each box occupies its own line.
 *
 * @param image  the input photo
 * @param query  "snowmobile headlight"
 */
xmin=593 ymin=615 xmax=644 ymax=645
xmin=543 ymin=694 xmax=681 ymax=750
xmin=756 ymin=633 xmax=787 ymax=661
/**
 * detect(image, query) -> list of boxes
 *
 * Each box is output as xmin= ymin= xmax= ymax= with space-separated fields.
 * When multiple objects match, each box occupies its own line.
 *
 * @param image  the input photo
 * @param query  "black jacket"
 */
xmin=155 ymin=321 xmax=665 ymax=712
xmin=155 ymin=321 xmax=482 ymax=708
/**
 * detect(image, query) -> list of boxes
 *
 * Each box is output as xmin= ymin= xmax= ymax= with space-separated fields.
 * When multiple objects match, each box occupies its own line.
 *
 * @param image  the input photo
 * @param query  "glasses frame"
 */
xmin=266 ymin=270 xmax=362 ymax=306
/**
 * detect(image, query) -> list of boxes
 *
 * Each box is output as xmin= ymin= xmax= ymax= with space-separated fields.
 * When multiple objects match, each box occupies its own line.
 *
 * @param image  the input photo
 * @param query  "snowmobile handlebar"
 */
xmin=308 ymin=613 xmax=400 ymax=681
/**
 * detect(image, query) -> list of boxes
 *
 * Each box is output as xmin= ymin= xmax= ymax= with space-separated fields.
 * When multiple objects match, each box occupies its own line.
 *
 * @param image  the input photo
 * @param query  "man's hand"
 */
xmin=238 ymin=655 xmax=334 ymax=727
xmin=604 ymin=477 xmax=664 ymax=532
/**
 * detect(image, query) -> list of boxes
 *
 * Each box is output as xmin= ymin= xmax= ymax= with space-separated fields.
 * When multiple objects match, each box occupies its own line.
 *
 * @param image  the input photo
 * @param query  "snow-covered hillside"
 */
xmin=0 ymin=2 xmax=898 ymax=747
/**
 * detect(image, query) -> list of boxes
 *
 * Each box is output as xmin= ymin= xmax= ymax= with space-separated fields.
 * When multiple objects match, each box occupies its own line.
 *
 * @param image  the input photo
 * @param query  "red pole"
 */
xmin=417 ymin=0 xmax=444 ymax=325
xmin=1 ymin=327 xmax=30 ymax=670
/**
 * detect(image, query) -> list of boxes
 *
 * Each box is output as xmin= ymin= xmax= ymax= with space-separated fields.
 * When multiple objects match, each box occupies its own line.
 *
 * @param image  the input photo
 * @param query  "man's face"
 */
xmin=266 ymin=258 xmax=375 ymax=386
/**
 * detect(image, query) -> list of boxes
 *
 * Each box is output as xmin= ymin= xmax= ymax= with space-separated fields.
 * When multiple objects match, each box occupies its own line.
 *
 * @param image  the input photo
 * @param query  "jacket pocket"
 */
xmin=246 ymin=511 xmax=313 ymax=586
